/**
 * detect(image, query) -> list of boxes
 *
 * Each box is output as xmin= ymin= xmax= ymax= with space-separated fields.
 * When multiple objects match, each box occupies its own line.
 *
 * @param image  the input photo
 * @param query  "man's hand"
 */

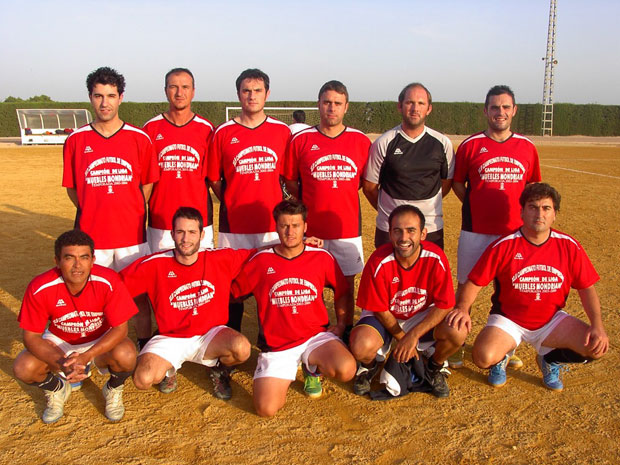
xmin=445 ymin=308 xmax=472 ymax=333
xmin=62 ymin=352 xmax=92 ymax=382
xmin=327 ymin=323 xmax=346 ymax=338
xmin=304 ymin=236 xmax=324 ymax=248
xmin=391 ymin=331 xmax=419 ymax=363
xmin=585 ymin=324 xmax=609 ymax=357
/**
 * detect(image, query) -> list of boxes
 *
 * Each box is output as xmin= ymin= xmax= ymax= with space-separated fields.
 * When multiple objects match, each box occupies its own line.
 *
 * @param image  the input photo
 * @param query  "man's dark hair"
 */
xmin=292 ymin=110 xmax=306 ymax=123
xmin=318 ymin=80 xmax=349 ymax=102
xmin=272 ymin=199 xmax=308 ymax=222
xmin=165 ymin=68 xmax=195 ymax=88
xmin=235 ymin=68 xmax=270 ymax=93
xmin=86 ymin=67 xmax=126 ymax=95
xmin=172 ymin=206 xmax=204 ymax=231
xmin=519 ymin=183 xmax=561 ymax=211
xmin=55 ymin=230 xmax=95 ymax=258
xmin=388 ymin=204 xmax=426 ymax=230
xmin=398 ymin=82 xmax=432 ymax=105
xmin=485 ymin=85 xmax=515 ymax=107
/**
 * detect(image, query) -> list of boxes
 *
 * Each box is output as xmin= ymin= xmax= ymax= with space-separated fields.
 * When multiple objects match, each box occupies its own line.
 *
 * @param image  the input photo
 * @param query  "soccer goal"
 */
xmin=225 ymin=106 xmax=319 ymax=125
xmin=16 ymin=108 xmax=93 ymax=145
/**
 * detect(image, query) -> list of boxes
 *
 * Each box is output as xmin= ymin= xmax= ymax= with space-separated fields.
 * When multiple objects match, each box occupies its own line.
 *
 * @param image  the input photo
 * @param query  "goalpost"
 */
xmin=16 ymin=108 xmax=93 ymax=145
xmin=225 ymin=106 xmax=319 ymax=125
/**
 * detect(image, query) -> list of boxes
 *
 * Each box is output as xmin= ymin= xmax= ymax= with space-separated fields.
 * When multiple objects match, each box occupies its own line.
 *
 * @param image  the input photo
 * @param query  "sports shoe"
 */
xmin=488 ymin=354 xmax=509 ymax=387
xmin=536 ymin=355 xmax=565 ymax=391
xmin=447 ymin=347 xmax=465 ymax=369
xmin=302 ymin=365 xmax=322 ymax=398
xmin=508 ymin=353 xmax=524 ymax=369
xmin=209 ymin=364 xmax=232 ymax=400
xmin=102 ymin=382 xmax=125 ymax=422
xmin=353 ymin=361 xmax=380 ymax=396
xmin=158 ymin=374 xmax=178 ymax=394
xmin=42 ymin=379 xmax=72 ymax=424
xmin=426 ymin=360 xmax=450 ymax=398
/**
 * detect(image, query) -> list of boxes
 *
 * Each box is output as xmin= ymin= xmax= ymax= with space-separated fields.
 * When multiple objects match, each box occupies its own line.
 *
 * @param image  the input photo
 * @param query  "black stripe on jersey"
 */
xmin=461 ymin=179 xmax=473 ymax=232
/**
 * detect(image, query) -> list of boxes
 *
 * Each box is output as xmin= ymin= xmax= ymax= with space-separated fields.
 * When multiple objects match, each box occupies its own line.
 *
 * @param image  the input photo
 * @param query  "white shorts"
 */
xmin=358 ymin=308 xmax=437 ymax=360
xmin=324 ymin=237 xmax=364 ymax=276
xmin=253 ymin=332 xmax=341 ymax=380
xmin=42 ymin=330 xmax=108 ymax=375
xmin=485 ymin=311 xmax=569 ymax=355
xmin=140 ymin=325 xmax=226 ymax=377
xmin=219 ymin=232 xmax=279 ymax=249
xmin=96 ymin=242 xmax=151 ymax=272
xmin=457 ymin=231 xmax=500 ymax=284
xmin=147 ymin=225 xmax=215 ymax=252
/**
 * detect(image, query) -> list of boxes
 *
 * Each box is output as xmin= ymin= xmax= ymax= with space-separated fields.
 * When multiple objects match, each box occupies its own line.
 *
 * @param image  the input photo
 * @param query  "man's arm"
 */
xmin=23 ymin=330 xmax=67 ymax=373
xmin=445 ymin=280 xmax=483 ymax=332
xmin=284 ymin=178 xmax=299 ymax=200
xmin=578 ymin=285 xmax=609 ymax=357
xmin=142 ymin=183 xmax=154 ymax=203
xmin=328 ymin=294 xmax=350 ymax=338
xmin=362 ymin=179 xmax=379 ymax=210
xmin=209 ymin=180 xmax=222 ymax=201
xmin=441 ymin=179 xmax=452 ymax=197
xmin=390 ymin=306 xmax=452 ymax=363
xmin=66 ymin=187 xmax=79 ymax=208
xmin=452 ymin=181 xmax=466 ymax=203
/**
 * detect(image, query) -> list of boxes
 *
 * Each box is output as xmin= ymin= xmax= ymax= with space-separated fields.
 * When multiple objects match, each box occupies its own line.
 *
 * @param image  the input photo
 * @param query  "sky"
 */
xmin=1 ymin=0 xmax=618 ymax=104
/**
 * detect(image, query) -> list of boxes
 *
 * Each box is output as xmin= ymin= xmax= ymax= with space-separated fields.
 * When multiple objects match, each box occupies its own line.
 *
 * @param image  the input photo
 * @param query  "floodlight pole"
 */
xmin=541 ymin=0 xmax=558 ymax=136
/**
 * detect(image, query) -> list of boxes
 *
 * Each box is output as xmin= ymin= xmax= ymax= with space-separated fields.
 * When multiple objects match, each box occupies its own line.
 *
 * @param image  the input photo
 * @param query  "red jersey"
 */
xmin=231 ymin=247 xmax=348 ymax=351
xmin=62 ymin=123 xmax=159 ymax=249
xmin=18 ymin=265 xmax=137 ymax=344
xmin=453 ymin=132 xmax=541 ymax=235
xmin=143 ymin=114 xmax=214 ymax=229
xmin=284 ymin=127 xmax=370 ymax=239
xmin=469 ymin=229 xmax=599 ymax=330
xmin=120 ymin=248 xmax=253 ymax=337
xmin=207 ymin=117 xmax=290 ymax=234
xmin=357 ymin=242 xmax=455 ymax=320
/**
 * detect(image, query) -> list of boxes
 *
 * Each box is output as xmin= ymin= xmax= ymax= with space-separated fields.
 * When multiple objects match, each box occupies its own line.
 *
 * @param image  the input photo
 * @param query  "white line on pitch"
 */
xmin=541 ymin=164 xmax=620 ymax=179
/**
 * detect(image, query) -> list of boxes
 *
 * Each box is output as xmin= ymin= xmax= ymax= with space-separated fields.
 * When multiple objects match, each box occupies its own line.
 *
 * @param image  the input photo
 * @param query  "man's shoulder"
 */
xmin=120 ymin=123 xmax=152 ymax=142
xmin=143 ymin=114 xmax=165 ymax=129
xmin=419 ymin=241 xmax=450 ymax=271
xmin=367 ymin=244 xmax=397 ymax=271
xmin=424 ymin=126 xmax=453 ymax=147
xmin=549 ymin=229 xmax=583 ymax=250
xmin=373 ymin=125 xmax=401 ymax=146
xmin=192 ymin=114 xmax=215 ymax=131
xmin=213 ymin=119 xmax=237 ymax=137
xmin=65 ymin=124 xmax=93 ymax=142
xmin=27 ymin=268 xmax=64 ymax=296
xmin=458 ymin=131 xmax=487 ymax=149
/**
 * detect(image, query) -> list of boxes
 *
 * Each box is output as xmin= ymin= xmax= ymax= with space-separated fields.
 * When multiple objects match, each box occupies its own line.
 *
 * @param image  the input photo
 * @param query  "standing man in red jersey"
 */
xmin=284 ymin=80 xmax=370 ymax=346
xmin=143 ymin=68 xmax=215 ymax=252
xmin=62 ymin=67 xmax=159 ymax=272
xmin=207 ymin=68 xmax=291 ymax=332
xmin=451 ymin=85 xmax=541 ymax=372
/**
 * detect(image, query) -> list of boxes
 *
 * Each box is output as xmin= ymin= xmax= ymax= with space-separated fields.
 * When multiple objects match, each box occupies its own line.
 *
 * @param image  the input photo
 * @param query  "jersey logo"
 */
xmin=514 ymin=253 xmax=524 ymax=260
xmin=267 ymin=267 xmax=276 ymax=274
xmin=156 ymin=133 xmax=164 ymax=141
xmin=311 ymin=144 xmax=320 ymax=151
xmin=56 ymin=298 xmax=67 ymax=307
xmin=230 ymin=137 xmax=240 ymax=144
xmin=392 ymin=277 xmax=400 ymax=284
xmin=167 ymin=271 xmax=177 ymax=278
xmin=479 ymin=147 xmax=488 ymax=154
xmin=84 ymin=146 xmax=93 ymax=153
xmin=394 ymin=148 xmax=403 ymax=155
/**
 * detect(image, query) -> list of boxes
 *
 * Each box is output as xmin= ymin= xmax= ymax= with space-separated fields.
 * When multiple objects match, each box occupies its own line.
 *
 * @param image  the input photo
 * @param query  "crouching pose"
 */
xmin=232 ymin=200 xmax=356 ymax=417
xmin=446 ymin=183 xmax=608 ymax=390
xmin=13 ymin=230 xmax=137 ymax=423
xmin=349 ymin=205 xmax=467 ymax=398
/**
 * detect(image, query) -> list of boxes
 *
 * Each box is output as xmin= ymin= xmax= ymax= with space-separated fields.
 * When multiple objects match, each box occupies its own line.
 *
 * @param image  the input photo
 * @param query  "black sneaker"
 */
xmin=353 ymin=361 xmax=380 ymax=396
xmin=209 ymin=364 xmax=232 ymax=400
xmin=426 ymin=359 xmax=450 ymax=398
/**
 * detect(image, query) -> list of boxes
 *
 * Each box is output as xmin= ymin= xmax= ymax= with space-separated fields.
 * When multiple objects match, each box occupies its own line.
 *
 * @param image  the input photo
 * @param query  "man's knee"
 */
xmin=254 ymin=398 xmax=281 ymax=418
xmin=132 ymin=356 xmax=164 ymax=390
xmin=107 ymin=339 xmax=138 ymax=371
xmin=13 ymin=351 xmax=45 ymax=383
xmin=349 ymin=328 xmax=381 ymax=362
xmin=227 ymin=333 xmax=251 ymax=363
xmin=472 ymin=345 xmax=504 ymax=369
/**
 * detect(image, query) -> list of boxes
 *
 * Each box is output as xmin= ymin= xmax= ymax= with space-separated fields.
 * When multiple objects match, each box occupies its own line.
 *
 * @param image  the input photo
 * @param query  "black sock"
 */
xmin=544 ymin=349 xmax=591 ymax=364
xmin=34 ymin=373 xmax=62 ymax=392
xmin=227 ymin=302 xmax=244 ymax=332
xmin=107 ymin=370 xmax=132 ymax=389
xmin=428 ymin=356 xmax=442 ymax=371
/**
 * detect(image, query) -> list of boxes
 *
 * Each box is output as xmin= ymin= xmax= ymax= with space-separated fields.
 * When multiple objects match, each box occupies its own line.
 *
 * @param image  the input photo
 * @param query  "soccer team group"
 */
xmin=13 ymin=66 xmax=609 ymax=424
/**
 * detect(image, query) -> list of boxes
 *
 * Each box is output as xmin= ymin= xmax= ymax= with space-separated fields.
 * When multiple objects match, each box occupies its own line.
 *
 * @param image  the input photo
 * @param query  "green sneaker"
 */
xmin=302 ymin=365 xmax=322 ymax=398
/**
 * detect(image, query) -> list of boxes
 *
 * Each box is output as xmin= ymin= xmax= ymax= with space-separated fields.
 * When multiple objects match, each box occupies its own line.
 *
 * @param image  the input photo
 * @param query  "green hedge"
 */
xmin=2 ymin=101 xmax=619 ymax=137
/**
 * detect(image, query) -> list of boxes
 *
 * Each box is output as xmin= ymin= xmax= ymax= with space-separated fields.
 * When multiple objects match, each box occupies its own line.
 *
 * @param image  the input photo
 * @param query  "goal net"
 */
xmin=16 ymin=108 xmax=93 ymax=145
xmin=225 ymin=107 xmax=319 ymax=126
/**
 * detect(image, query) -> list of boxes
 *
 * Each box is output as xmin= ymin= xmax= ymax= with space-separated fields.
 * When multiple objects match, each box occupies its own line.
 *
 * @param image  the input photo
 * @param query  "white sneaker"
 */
xmin=42 ymin=380 xmax=72 ymax=424
xmin=102 ymin=383 xmax=125 ymax=421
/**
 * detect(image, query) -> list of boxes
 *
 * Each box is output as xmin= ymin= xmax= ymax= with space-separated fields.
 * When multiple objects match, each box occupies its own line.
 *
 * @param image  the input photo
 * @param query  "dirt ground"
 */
xmin=0 ymin=138 xmax=619 ymax=465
